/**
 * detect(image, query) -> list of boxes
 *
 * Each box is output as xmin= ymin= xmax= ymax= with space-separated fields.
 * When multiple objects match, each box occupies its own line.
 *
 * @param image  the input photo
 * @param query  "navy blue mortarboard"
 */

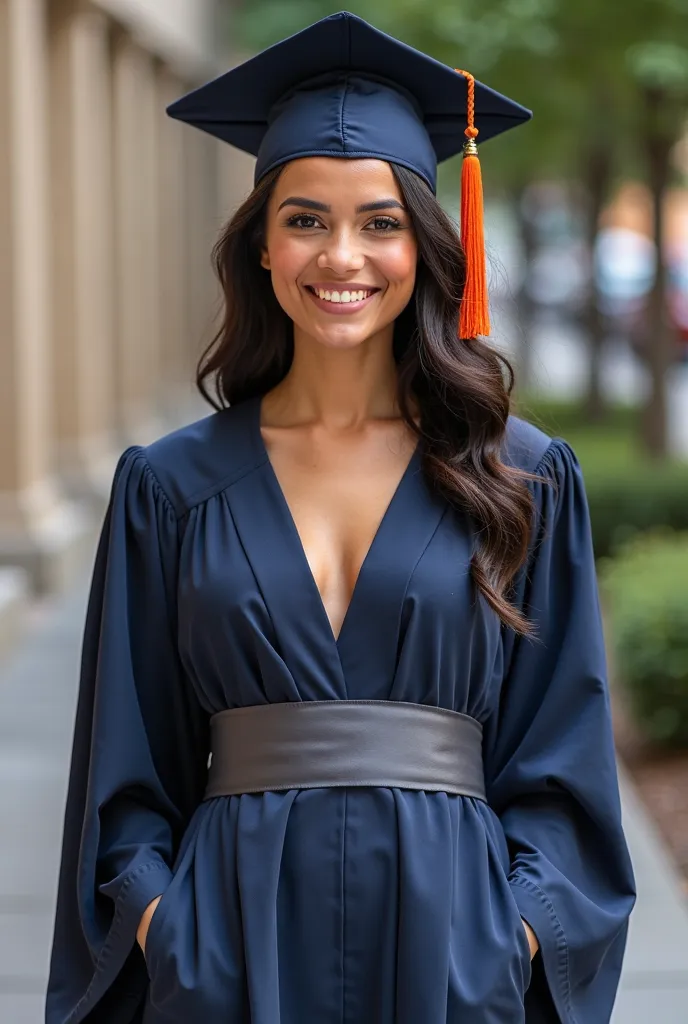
xmin=166 ymin=10 xmax=531 ymax=193
xmin=166 ymin=11 xmax=533 ymax=338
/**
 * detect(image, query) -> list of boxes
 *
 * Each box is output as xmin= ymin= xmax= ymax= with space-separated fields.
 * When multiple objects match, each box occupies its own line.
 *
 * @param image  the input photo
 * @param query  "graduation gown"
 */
xmin=46 ymin=395 xmax=635 ymax=1024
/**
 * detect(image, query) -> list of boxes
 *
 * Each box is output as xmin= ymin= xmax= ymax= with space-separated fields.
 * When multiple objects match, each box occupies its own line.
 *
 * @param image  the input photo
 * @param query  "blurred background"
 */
xmin=0 ymin=0 xmax=687 ymax=1020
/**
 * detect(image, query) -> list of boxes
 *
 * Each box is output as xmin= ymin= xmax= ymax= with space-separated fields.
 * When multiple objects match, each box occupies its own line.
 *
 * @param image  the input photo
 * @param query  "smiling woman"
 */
xmin=46 ymin=11 xmax=635 ymax=1024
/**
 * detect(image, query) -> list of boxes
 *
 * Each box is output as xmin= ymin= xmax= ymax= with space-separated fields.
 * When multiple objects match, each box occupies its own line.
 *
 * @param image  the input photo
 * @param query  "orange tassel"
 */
xmin=455 ymin=70 xmax=490 ymax=339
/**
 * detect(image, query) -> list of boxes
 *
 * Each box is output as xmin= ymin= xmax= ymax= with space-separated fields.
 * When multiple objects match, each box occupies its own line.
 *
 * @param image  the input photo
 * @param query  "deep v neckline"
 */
xmin=251 ymin=394 xmax=422 ymax=648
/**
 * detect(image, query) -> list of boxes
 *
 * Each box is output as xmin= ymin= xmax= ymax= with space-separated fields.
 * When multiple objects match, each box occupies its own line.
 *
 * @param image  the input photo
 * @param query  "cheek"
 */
xmin=379 ymin=238 xmax=418 ymax=288
xmin=266 ymin=236 xmax=312 ymax=284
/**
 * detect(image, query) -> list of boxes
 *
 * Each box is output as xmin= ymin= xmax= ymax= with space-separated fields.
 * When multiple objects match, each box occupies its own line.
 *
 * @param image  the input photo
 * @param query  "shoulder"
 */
xmin=502 ymin=414 xmax=557 ymax=474
xmin=136 ymin=399 xmax=264 ymax=518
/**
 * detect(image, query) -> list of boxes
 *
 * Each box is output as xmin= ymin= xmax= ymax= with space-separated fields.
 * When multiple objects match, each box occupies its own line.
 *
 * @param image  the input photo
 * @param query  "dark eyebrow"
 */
xmin=277 ymin=197 xmax=330 ymax=213
xmin=356 ymin=199 xmax=406 ymax=213
xmin=277 ymin=197 xmax=406 ymax=214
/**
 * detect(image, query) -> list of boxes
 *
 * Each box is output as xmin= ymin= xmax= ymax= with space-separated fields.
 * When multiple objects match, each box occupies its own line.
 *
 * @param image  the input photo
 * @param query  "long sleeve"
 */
xmin=46 ymin=448 xmax=210 ymax=1024
xmin=484 ymin=438 xmax=636 ymax=1023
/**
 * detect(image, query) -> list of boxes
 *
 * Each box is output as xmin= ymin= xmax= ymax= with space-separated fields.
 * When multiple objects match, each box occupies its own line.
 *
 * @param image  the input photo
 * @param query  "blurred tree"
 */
xmin=625 ymin=36 xmax=688 ymax=457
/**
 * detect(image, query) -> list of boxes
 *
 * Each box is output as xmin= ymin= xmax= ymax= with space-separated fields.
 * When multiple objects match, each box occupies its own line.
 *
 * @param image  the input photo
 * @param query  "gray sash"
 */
xmin=204 ymin=700 xmax=486 ymax=801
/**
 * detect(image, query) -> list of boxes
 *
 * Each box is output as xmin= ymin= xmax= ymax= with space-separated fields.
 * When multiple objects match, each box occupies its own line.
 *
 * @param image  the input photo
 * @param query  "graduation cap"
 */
xmin=167 ymin=11 xmax=532 ymax=340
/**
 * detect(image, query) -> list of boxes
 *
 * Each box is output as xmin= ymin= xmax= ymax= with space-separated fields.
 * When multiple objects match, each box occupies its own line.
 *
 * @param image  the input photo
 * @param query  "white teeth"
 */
xmin=314 ymin=288 xmax=373 ymax=303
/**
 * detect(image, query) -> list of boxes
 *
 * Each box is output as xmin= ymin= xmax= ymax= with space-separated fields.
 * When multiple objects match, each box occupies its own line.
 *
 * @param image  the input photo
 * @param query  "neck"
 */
xmin=265 ymin=324 xmax=410 ymax=430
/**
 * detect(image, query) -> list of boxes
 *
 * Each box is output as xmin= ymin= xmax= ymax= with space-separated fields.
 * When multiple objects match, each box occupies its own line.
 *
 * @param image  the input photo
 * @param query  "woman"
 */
xmin=46 ymin=12 xmax=635 ymax=1024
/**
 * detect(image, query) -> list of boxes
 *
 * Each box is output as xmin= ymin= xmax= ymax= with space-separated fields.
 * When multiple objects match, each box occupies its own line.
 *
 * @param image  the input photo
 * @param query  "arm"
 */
xmin=46 ymin=447 xmax=209 ymax=1023
xmin=484 ymin=438 xmax=636 ymax=1022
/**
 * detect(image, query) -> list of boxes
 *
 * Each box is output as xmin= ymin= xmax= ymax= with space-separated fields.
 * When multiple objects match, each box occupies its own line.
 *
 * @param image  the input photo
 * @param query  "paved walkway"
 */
xmin=2 ymin=571 xmax=688 ymax=1022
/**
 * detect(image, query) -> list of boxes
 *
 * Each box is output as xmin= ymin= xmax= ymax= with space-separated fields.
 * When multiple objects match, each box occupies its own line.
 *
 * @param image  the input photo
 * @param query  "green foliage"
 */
xmin=600 ymin=530 xmax=688 ymax=748
xmin=584 ymin=462 xmax=688 ymax=559
xmin=516 ymin=397 xmax=688 ymax=557
xmin=627 ymin=41 xmax=688 ymax=92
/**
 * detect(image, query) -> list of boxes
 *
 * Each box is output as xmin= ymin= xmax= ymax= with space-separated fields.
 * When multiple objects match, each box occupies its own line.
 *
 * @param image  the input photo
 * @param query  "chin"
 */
xmin=296 ymin=318 xmax=392 ymax=350
xmin=313 ymin=329 xmax=379 ymax=351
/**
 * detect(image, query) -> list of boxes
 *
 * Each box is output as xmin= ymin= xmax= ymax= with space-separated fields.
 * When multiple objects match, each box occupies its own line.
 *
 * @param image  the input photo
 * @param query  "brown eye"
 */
xmin=369 ymin=216 xmax=402 ymax=232
xmin=286 ymin=214 xmax=321 ymax=229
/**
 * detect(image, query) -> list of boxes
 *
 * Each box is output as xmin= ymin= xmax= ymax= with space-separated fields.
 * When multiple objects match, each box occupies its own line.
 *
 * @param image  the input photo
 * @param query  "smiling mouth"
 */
xmin=305 ymin=285 xmax=381 ymax=306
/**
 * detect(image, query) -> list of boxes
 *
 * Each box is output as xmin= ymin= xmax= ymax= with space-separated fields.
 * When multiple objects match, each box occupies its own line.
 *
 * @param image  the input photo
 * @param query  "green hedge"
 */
xmin=515 ymin=397 xmax=688 ymax=558
xmin=600 ymin=531 xmax=688 ymax=749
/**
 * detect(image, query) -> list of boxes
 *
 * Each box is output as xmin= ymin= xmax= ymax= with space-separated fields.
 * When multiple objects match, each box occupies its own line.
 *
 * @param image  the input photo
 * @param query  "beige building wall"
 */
xmin=0 ymin=0 xmax=254 ymax=618
xmin=0 ymin=0 xmax=88 ymax=601
xmin=110 ymin=29 xmax=166 ymax=444
xmin=158 ymin=67 xmax=197 ymax=415
xmin=49 ymin=1 xmax=116 ymax=499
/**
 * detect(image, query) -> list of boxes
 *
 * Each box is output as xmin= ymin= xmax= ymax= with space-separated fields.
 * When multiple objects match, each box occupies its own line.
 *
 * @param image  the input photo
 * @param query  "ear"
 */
xmin=260 ymin=248 xmax=271 ymax=271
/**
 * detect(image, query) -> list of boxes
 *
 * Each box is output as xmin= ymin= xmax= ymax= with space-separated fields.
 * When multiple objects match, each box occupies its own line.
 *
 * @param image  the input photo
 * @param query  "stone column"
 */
xmin=49 ymin=0 xmax=117 ymax=505
xmin=156 ymin=68 xmax=255 ymax=428
xmin=217 ymin=119 xmax=256 ymax=220
xmin=183 ymin=122 xmax=224 ymax=412
xmin=111 ymin=31 xmax=164 ymax=445
xmin=156 ymin=68 xmax=196 ymax=421
xmin=0 ymin=0 xmax=90 ymax=595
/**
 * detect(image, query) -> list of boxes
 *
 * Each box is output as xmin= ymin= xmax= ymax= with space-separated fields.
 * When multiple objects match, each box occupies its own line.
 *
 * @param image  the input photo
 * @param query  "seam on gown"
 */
xmin=340 ymin=789 xmax=348 ymax=1024
xmin=176 ymin=455 xmax=271 ymax=516
xmin=143 ymin=436 xmax=271 ymax=521
xmin=393 ymin=504 xmax=450 ymax=674
xmin=130 ymin=450 xmax=176 ymax=516
xmin=65 ymin=861 xmax=168 ymax=1024
xmin=510 ymin=874 xmax=575 ymax=1022
xmin=531 ymin=437 xmax=558 ymax=477
xmin=218 ymin=489 xmax=283 ymax=662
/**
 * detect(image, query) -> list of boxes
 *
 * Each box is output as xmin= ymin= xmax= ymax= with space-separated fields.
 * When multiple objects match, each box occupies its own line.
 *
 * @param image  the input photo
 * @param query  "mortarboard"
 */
xmin=167 ymin=11 xmax=532 ymax=340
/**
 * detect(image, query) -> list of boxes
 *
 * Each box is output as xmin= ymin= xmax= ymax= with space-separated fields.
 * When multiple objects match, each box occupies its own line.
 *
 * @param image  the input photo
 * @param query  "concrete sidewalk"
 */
xmin=612 ymin=774 xmax=688 ymax=1021
xmin=1 ymin=576 xmax=687 ymax=1022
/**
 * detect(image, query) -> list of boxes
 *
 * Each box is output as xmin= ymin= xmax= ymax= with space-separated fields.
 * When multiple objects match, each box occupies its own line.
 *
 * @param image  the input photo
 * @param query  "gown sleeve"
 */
xmin=483 ymin=437 xmax=636 ymax=1023
xmin=45 ymin=447 xmax=210 ymax=1024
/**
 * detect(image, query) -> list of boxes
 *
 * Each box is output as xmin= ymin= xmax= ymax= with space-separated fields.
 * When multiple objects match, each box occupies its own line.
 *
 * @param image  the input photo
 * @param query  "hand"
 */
xmin=521 ymin=918 xmax=539 ymax=960
xmin=136 ymin=895 xmax=163 ymax=957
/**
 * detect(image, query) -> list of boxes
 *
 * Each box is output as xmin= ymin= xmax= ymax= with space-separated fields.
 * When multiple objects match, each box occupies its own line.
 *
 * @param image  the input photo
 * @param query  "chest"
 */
xmin=261 ymin=427 xmax=418 ymax=641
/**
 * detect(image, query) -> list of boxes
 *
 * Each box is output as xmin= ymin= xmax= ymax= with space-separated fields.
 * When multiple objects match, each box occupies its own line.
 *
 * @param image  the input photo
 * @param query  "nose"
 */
xmin=316 ymin=226 xmax=365 ymax=274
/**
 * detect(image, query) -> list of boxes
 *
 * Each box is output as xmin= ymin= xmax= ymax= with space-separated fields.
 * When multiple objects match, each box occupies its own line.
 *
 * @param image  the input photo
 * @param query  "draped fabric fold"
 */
xmin=46 ymin=449 xmax=210 ymax=1023
xmin=484 ymin=439 xmax=636 ymax=1022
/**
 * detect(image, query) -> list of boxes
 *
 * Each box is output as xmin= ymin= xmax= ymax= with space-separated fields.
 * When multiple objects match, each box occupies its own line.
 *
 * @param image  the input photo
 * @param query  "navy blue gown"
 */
xmin=46 ymin=395 xmax=635 ymax=1024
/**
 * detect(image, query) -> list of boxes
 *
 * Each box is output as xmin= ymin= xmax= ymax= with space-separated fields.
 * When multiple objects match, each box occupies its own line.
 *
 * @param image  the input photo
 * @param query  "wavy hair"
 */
xmin=197 ymin=163 xmax=539 ymax=635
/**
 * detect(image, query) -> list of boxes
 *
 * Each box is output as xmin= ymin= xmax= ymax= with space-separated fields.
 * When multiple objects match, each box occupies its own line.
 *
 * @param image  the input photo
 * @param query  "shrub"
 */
xmin=600 ymin=530 xmax=688 ymax=749
xmin=514 ymin=397 xmax=688 ymax=558
xmin=583 ymin=462 xmax=688 ymax=558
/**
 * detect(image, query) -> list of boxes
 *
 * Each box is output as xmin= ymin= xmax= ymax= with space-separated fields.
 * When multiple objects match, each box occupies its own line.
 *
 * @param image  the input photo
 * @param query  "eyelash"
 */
xmin=285 ymin=213 xmax=403 ymax=232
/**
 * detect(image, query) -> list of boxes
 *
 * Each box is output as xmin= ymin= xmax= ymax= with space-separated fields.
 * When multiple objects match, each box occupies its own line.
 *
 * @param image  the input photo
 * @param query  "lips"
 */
xmin=304 ymin=285 xmax=381 ymax=315
xmin=306 ymin=285 xmax=381 ymax=302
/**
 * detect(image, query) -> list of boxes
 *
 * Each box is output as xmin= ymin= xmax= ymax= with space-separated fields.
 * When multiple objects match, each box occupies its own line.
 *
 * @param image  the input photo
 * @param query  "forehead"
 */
xmin=271 ymin=157 xmax=402 ymax=203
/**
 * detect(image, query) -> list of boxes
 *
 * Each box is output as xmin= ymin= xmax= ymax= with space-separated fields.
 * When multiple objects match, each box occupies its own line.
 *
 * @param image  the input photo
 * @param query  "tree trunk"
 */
xmin=582 ymin=144 xmax=613 ymax=423
xmin=640 ymin=86 xmax=674 ymax=459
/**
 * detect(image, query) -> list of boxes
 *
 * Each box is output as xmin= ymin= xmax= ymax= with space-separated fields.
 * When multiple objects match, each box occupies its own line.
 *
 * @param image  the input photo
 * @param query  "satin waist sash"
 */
xmin=203 ymin=700 xmax=486 ymax=801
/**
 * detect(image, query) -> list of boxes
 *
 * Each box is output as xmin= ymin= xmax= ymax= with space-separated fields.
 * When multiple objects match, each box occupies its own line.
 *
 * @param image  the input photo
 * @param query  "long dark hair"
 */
xmin=198 ymin=162 xmax=539 ymax=635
